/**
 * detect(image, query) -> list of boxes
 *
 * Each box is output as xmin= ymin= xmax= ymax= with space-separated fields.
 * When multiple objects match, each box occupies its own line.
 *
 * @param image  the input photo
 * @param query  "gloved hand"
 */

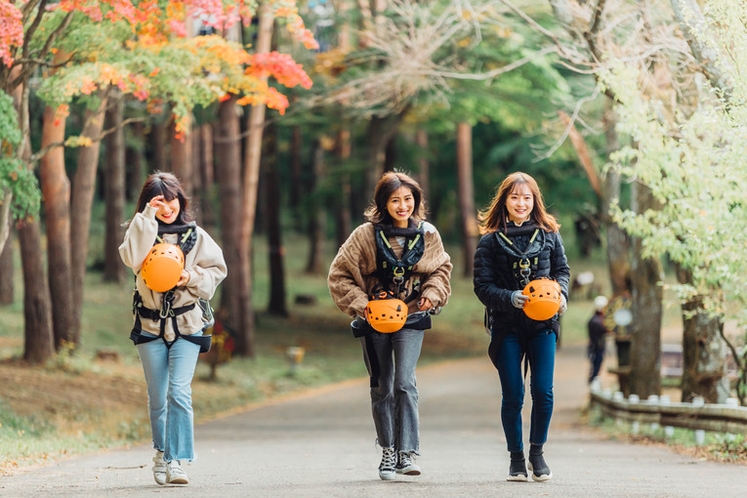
xmin=559 ymin=294 xmax=568 ymax=315
xmin=511 ymin=290 xmax=529 ymax=309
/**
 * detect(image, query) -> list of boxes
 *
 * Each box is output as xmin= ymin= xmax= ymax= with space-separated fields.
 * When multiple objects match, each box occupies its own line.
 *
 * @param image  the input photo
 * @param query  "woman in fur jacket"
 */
xmin=328 ymin=171 xmax=452 ymax=481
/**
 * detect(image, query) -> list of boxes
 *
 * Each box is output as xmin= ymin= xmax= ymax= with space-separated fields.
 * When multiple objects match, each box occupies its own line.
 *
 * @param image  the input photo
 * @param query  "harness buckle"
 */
xmin=160 ymin=299 xmax=172 ymax=319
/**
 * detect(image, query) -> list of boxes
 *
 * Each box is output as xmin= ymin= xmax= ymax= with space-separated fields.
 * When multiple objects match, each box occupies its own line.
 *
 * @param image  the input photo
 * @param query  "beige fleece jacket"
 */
xmin=119 ymin=205 xmax=228 ymax=341
xmin=328 ymin=221 xmax=452 ymax=318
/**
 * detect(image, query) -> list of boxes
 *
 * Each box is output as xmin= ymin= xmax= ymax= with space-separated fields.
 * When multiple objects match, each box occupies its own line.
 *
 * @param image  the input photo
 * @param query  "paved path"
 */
xmin=1 ymin=345 xmax=745 ymax=497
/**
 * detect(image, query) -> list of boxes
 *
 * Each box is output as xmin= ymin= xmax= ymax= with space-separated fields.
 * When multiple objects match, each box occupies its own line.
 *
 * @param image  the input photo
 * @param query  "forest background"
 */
xmin=1 ymin=0 xmax=747 ymax=472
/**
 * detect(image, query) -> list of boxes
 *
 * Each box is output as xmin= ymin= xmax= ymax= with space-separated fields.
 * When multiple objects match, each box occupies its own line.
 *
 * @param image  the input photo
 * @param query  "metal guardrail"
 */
xmin=589 ymin=385 xmax=747 ymax=439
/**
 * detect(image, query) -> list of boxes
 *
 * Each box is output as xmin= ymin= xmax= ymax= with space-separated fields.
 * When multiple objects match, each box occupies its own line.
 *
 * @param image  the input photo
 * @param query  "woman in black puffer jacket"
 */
xmin=473 ymin=172 xmax=570 ymax=483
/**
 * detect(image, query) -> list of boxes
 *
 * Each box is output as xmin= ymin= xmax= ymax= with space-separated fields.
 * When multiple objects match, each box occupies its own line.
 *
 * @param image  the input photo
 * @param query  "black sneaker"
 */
xmin=507 ymin=456 xmax=528 ymax=482
xmin=396 ymin=451 xmax=421 ymax=476
xmin=378 ymin=447 xmax=397 ymax=480
xmin=528 ymin=452 xmax=552 ymax=482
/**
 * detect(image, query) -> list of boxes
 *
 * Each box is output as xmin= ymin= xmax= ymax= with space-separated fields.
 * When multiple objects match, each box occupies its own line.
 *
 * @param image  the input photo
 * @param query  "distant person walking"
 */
xmin=473 ymin=171 xmax=570 ymax=482
xmin=119 ymin=171 xmax=227 ymax=486
xmin=328 ymin=171 xmax=452 ymax=481
xmin=587 ymin=295 xmax=610 ymax=384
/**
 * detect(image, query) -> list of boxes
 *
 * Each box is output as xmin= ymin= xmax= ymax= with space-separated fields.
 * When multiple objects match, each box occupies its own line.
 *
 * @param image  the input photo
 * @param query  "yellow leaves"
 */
xmin=314 ymin=49 xmax=347 ymax=78
xmin=64 ymin=135 xmax=94 ymax=148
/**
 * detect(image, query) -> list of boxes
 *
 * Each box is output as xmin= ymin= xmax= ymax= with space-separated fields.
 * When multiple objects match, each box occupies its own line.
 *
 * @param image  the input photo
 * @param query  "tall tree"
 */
xmin=39 ymin=50 xmax=74 ymax=350
xmin=103 ymin=92 xmax=126 ymax=284
xmin=455 ymin=122 xmax=476 ymax=278
xmin=70 ymin=94 xmax=109 ymax=341
xmin=236 ymin=3 xmax=274 ymax=357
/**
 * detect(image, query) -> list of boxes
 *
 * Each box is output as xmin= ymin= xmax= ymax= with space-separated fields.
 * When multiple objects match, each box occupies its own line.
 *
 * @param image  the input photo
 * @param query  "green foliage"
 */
xmin=0 ymin=93 xmax=41 ymax=221
xmin=598 ymin=0 xmax=747 ymax=395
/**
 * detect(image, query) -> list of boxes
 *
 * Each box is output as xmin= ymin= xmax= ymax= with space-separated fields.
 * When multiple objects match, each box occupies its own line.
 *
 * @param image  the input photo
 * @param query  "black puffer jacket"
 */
xmin=473 ymin=222 xmax=570 ymax=344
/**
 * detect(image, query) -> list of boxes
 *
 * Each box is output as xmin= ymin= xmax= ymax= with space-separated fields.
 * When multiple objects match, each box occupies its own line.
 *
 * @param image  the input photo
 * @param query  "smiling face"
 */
xmin=386 ymin=186 xmax=415 ymax=228
xmin=155 ymin=197 xmax=181 ymax=224
xmin=505 ymin=183 xmax=534 ymax=225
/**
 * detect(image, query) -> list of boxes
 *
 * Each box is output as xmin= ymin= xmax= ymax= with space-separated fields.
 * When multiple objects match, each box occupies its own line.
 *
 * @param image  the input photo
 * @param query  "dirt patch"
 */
xmin=0 ymin=354 xmax=149 ymax=466
xmin=0 ymin=360 xmax=146 ymax=420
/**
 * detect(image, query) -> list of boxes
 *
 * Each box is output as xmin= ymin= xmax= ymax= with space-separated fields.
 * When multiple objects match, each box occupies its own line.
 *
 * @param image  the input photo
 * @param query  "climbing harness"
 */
xmin=494 ymin=226 xmax=546 ymax=287
xmin=129 ymin=223 xmax=212 ymax=353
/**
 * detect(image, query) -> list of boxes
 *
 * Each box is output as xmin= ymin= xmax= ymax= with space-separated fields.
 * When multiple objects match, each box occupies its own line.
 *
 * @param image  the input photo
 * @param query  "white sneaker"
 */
xmin=396 ymin=451 xmax=421 ymax=476
xmin=378 ymin=447 xmax=397 ymax=480
xmin=166 ymin=460 xmax=189 ymax=485
xmin=152 ymin=451 xmax=166 ymax=485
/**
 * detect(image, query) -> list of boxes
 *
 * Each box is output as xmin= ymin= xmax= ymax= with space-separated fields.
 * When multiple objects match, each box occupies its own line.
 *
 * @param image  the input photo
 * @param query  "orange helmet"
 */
xmin=522 ymin=278 xmax=562 ymax=321
xmin=141 ymin=243 xmax=185 ymax=292
xmin=366 ymin=298 xmax=408 ymax=333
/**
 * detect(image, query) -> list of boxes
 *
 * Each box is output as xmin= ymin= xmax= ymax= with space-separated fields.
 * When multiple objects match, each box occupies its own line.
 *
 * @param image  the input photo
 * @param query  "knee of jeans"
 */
xmin=502 ymin=396 xmax=523 ymax=413
xmin=530 ymin=388 xmax=554 ymax=406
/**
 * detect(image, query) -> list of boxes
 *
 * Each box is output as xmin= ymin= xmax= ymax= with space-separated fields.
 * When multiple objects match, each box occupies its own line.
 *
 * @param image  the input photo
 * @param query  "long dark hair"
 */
xmin=364 ymin=171 xmax=427 ymax=225
xmin=477 ymin=171 xmax=559 ymax=234
xmin=134 ymin=171 xmax=193 ymax=225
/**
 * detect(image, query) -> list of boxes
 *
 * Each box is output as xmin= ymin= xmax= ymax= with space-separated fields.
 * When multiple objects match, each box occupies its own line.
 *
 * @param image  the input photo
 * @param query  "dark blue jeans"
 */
xmin=491 ymin=330 xmax=556 ymax=453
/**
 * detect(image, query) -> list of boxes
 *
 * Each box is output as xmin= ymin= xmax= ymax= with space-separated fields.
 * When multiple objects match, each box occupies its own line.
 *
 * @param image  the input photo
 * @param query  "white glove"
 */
xmin=559 ymin=294 xmax=567 ymax=315
xmin=511 ymin=291 xmax=529 ymax=309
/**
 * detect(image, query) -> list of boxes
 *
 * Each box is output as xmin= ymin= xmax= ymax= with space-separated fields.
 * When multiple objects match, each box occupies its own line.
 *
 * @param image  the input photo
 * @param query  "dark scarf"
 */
xmin=157 ymin=222 xmax=197 ymax=255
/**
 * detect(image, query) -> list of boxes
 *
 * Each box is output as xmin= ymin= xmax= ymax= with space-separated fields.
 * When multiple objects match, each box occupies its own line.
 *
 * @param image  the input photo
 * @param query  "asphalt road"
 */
xmin=1 ymin=344 xmax=745 ymax=497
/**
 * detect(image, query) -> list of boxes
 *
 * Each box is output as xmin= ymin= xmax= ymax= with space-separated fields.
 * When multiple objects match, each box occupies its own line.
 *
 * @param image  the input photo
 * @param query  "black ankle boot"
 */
xmin=528 ymin=444 xmax=552 ymax=482
xmin=507 ymin=451 xmax=527 ymax=482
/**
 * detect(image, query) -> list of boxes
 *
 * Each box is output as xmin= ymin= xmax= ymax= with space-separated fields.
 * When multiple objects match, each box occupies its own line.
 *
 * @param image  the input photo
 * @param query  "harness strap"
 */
xmin=374 ymin=221 xmax=425 ymax=299
xmin=130 ymin=290 xmax=203 ymax=349
xmin=495 ymin=228 xmax=544 ymax=287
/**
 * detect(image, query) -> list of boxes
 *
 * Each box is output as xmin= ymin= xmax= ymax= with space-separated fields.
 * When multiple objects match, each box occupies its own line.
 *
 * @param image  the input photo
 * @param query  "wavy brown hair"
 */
xmin=134 ymin=171 xmax=193 ymax=225
xmin=477 ymin=171 xmax=559 ymax=234
xmin=364 ymin=171 xmax=427 ymax=225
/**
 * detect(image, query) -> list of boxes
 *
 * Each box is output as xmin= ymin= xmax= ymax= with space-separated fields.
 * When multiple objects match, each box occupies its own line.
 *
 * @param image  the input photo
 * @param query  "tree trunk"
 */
xmin=334 ymin=127 xmax=352 ymax=247
xmin=103 ymin=94 xmax=126 ymax=283
xmin=602 ymin=104 xmax=632 ymax=296
xmin=125 ymin=122 xmax=145 ymax=201
xmin=196 ymin=124 xmax=216 ymax=226
xmin=306 ymin=141 xmax=325 ymax=275
xmin=456 ymin=122 xmax=477 ymax=278
xmin=364 ymin=114 xmax=402 ymax=199
xmin=676 ymin=266 xmax=730 ymax=403
xmin=236 ymin=2 xmax=274 ymax=357
xmin=40 ymin=99 xmax=74 ymax=350
xmin=628 ymin=181 xmax=663 ymax=398
xmin=305 ymin=141 xmax=326 ymax=275
xmin=10 ymin=68 xmax=54 ymax=363
xmin=0 ymin=220 xmax=13 ymax=304
xmin=170 ymin=119 xmax=193 ymax=196
xmin=70 ymin=95 xmax=108 ymax=343
xmin=415 ymin=128 xmax=430 ymax=201
xmin=214 ymin=97 xmax=243 ymax=335
xmin=289 ymin=125 xmax=303 ymax=231
xmin=264 ymin=122 xmax=287 ymax=316
xmin=18 ymin=219 xmax=55 ymax=363
xmin=149 ymin=118 xmax=167 ymax=173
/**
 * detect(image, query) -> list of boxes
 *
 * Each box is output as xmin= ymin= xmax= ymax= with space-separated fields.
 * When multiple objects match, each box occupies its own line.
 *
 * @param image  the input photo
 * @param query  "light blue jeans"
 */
xmin=492 ymin=330 xmax=556 ymax=453
xmin=360 ymin=327 xmax=424 ymax=454
xmin=137 ymin=332 xmax=202 ymax=463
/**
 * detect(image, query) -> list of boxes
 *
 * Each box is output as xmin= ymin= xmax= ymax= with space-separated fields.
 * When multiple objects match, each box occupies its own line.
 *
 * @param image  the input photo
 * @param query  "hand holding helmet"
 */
xmin=511 ymin=291 xmax=529 ymax=309
xmin=521 ymin=278 xmax=563 ymax=321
